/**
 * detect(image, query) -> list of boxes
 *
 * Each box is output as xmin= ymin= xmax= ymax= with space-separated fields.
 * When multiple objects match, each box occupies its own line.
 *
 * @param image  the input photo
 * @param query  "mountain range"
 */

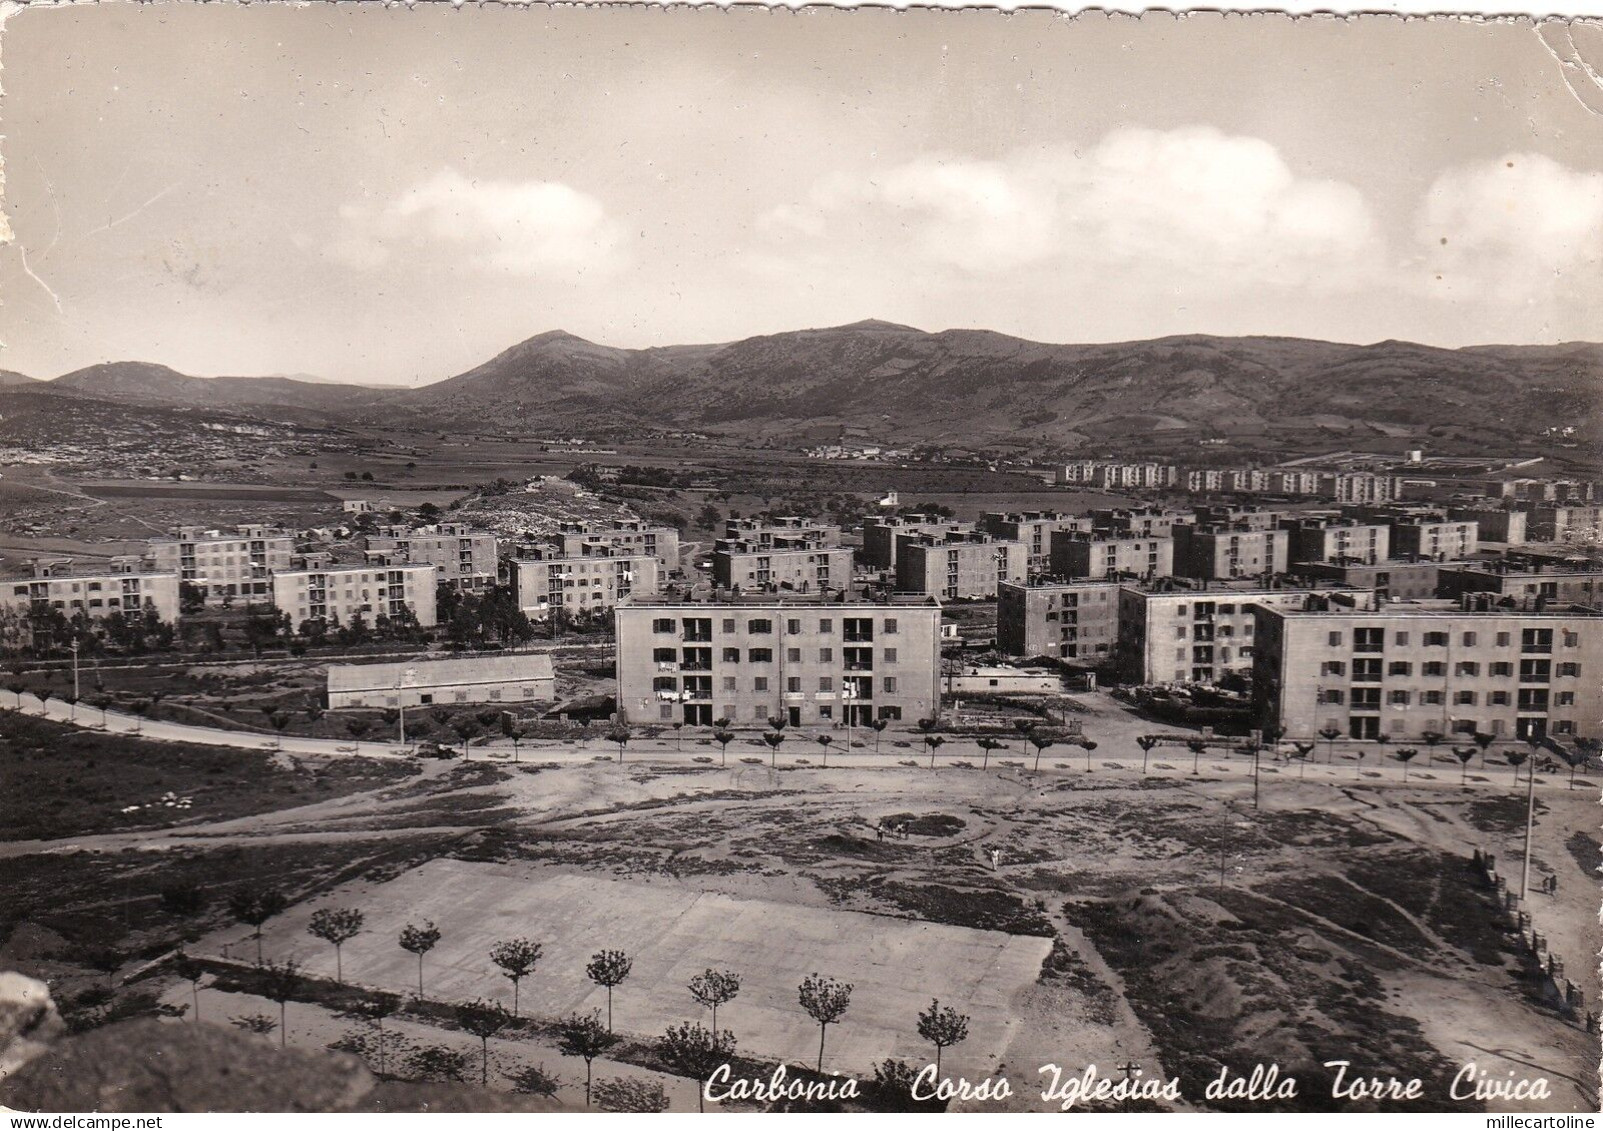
xmin=9 ymin=322 xmax=1600 ymax=450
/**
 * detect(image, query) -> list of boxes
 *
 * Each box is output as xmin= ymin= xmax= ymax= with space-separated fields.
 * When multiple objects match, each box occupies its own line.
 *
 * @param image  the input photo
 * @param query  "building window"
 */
xmin=1556 ymin=691 xmax=1576 ymax=706
xmin=1353 ymin=659 xmax=1382 ymax=682
xmin=1490 ymin=691 xmax=1511 ymax=706
xmin=722 ymin=618 xmax=737 ymax=633
xmin=1388 ymin=661 xmax=1412 ymax=677
xmin=883 ymin=618 xmax=898 ymax=635
xmin=1455 ymin=662 xmax=1479 ymax=676
xmin=722 ymin=676 xmax=737 ymax=691
xmin=754 ymin=677 xmax=769 ymax=692
xmin=787 ymin=677 xmax=802 ymax=693
xmin=787 ymin=648 xmax=802 ymax=662
xmin=819 ymin=619 xmax=832 ymax=634
xmin=1495 ymin=632 xmax=1511 ymax=647
xmin=1388 ymin=690 xmax=1410 ymax=705
xmin=1562 ymin=631 xmax=1580 ymax=647
xmin=653 ymin=677 xmax=677 ymax=692
xmin=748 ymin=648 xmax=773 ymax=663
xmin=1423 ymin=662 xmax=1446 ymax=677
xmin=1394 ymin=631 xmax=1410 ymax=646
xmin=1491 ymin=662 xmax=1513 ymax=677
xmin=1423 ymin=632 xmax=1448 ymax=647
xmin=883 ymin=676 xmax=898 ymax=693
xmin=653 ymin=647 xmax=676 ymax=662
xmin=1322 ymin=689 xmax=1344 ymax=704
xmin=1354 ymin=628 xmax=1384 ymax=652
xmin=1521 ymin=628 xmax=1553 ymax=653
xmin=1327 ymin=631 xmax=1343 ymax=647
xmin=818 ymin=677 xmax=833 ymax=692
xmin=1558 ymin=662 xmax=1580 ymax=677
xmin=1454 ymin=690 xmax=1477 ymax=705
xmin=1462 ymin=631 xmax=1477 ymax=647
xmin=653 ymin=618 xmax=675 ymax=633
xmin=883 ymin=647 xmax=898 ymax=663
xmin=748 ymin=619 xmax=772 ymax=634
xmin=723 ymin=648 xmax=741 ymax=663
xmin=1321 ymin=661 xmax=1346 ymax=676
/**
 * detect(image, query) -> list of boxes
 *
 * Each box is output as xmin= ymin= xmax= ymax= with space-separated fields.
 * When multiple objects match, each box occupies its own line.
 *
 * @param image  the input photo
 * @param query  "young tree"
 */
xmin=1080 ymin=737 xmax=1099 ymax=773
xmin=815 ymin=733 xmax=833 ymax=767
xmin=1318 ymin=726 xmax=1342 ymax=763
xmin=1453 ymin=745 xmax=1478 ymax=785
xmin=489 ymin=938 xmax=543 ymax=1016
xmin=713 ymin=729 xmax=736 ymax=766
xmin=606 ymin=725 xmax=632 ymax=763
xmin=340 ymin=993 xmax=403 ymax=1077
xmin=346 ymin=717 xmax=373 ymax=740
xmin=456 ymin=999 xmax=514 ymax=1087
xmin=976 ymin=736 xmax=1004 ymax=770
xmin=1504 ymin=747 xmax=1530 ymax=788
xmin=688 ymin=968 xmax=741 ymax=1032
xmin=1421 ymin=730 xmax=1444 ymax=765
xmin=915 ymin=999 xmax=971 ymax=1077
xmin=1028 ymin=732 xmax=1054 ymax=773
xmin=261 ymin=959 xmax=302 ymax=1048
xmin=1187 ymin=738 xmax=1208 ymax=775
xmin=505 ymin=1062 xmax=562 ymax=1099
xmin=586 ymin=949 xmax=633 ymax=1032
xmin=404 ymin=1044 xmax=472 ymax=1083
xmin=1473 ymin=730 xmax=1497 ymax=767
xmin=307 ymin=907 xmax=365 ymax=983
xmin=399 ymin=920 xmax=442 ymax=998
xmin=797 ymin=973 xmax=853 ymax=1073
xmin=1137 ymin=734 xmax=1160 ymax=774
xmin=671 ymin=720 xmax=685 ymax=751
xmin=85 ymin=946 xmax=122 ymax=992
xmin=451 ymin=716 xmax=482 ymax=758
xmin=923 ymin=733 xmax=945 ymax=769
xmin=763 ymin=730 xmax=785 ymax=767
xmin=870 ymin=717 xmax=888 ymax=754
xmin=171 ymin=951 xmax=205 ymax=1023
xmin=1291 ymin=740 xmax=1317 ymax=780
xmin=228 ymin=886 xmax=289 ymax=964
xmin=660 ymin=1021 xmax=736 ymax=1113
xmin=556 ymin=1009 xmax=621 ymax=1107
xmin=1395 ymin=748 xmax=1419 ymax=783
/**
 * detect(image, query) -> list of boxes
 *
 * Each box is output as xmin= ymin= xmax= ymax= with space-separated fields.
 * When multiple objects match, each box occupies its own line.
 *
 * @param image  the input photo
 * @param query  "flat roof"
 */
xmin=328 ymin=653 xmax=554 ymax=692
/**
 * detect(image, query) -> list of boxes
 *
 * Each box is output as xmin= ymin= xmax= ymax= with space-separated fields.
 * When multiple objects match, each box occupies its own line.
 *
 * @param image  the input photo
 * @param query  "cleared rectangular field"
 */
xmin=232 ymin=858 xmax=1052 ymax=1077
xmin=80 ymin=482 xmax=337 ymax=502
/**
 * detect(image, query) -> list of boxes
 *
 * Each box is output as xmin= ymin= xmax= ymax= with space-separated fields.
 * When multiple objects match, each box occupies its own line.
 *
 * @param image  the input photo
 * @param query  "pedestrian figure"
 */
xmin=990 ymin=848 xmax=1002 ymax=871
xmin=875 ymin=823 xmax=884 ymax=842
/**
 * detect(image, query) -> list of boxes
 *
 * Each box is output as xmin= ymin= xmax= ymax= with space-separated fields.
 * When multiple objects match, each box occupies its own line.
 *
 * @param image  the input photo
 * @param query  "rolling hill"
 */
xmin=27 ymin=325 xmax=1603 ymax=451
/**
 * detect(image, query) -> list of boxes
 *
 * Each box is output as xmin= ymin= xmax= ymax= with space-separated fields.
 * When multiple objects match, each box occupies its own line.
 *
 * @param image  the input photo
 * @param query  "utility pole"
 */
xmin=70 ymin=639 xmax=80 ymax=700
xmin=1519 ymin=750 xmax=1537 ymax=902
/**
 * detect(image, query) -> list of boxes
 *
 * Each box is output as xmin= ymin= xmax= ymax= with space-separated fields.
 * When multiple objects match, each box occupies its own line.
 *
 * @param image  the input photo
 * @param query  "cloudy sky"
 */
xmin=2 ymin=7 xmax=1601 ymax=386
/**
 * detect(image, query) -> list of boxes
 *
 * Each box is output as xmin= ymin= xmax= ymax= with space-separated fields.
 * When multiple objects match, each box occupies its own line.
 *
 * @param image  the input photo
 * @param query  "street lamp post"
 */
xmin=396 ymin=666 xmax=417 ymax=745
xmin=70 ymin=639 xmax=81 ymax=701
xmin=1519 ymin=748 xmax=1537 ymax=902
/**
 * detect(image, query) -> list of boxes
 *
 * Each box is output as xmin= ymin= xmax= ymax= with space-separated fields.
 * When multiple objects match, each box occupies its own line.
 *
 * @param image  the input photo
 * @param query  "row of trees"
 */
xmin=203 ymin=897 xmax=977 ymax=1110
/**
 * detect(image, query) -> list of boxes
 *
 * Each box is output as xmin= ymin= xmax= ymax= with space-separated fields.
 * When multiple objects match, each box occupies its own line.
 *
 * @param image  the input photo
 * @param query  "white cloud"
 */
xmin=1414 ymin=153 xmax=1603 ymax=301
xmin=758 ymin=127 xmax=1385 ymax=290
xmin=329 ymin=169 xmax=626 ymax=279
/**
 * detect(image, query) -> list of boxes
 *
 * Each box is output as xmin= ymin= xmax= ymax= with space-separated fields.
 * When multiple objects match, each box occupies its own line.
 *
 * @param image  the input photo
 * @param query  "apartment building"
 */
xmin=1192 ymin=505 xmax=1288 ymax=532
xmin=327 ymin=653 xmax=555 ymax=709
xmin=1387 ymin=516 xmax=1478 ymax=560
xmin=550 ymin=519 xmax=680 ymax=572
xmin=1318 ymin=472 xmax=1402 ymax=505
xmin=1185 ymin=469 xmax=1225 ymax=493
xmin=1299 ymin=560 xmax=1442 ymax=601
xmin=365 ymin=522 xmax=499 ymax=591
xmin=1528 ymin=506 xmax=1603 ymax=544
xmin=503 ymin=545 xmax=660 ymax=618
xmin=1049 ymin=531 xmax=1173 ymax=581
xmin=1284 ymin=518 xmax=1391 ymax=566
xmin=1055 ymin=462 xmax=1177 ymax=489
xmin=896 ymin=531 xmax=1027 ymax=598
xmin=0 ymin=557 xmax=180 ymax=624
xmin=1436 ymin=560 xmax=1603 ymax=607
xmin=1114 ymin=580 xmax=1376 ymax=685
xmin=1268 ymin=470 xmax=1322 ymax=496
xmin=614 ymin=594 xmax=941 ymax=727
xmin=996 ymin=579 xmax=1120 ymax=662
xmin=1252 ymin=600 xmax=1602 ymax=741
xmin=1173 ymin=524 xmax=1290 ymax=580
xmin=1448 ymin=506 xmax=1527 ymax=546
xmin=270 ymin=562 xmax=437 ymax=628
xmin=1090 ymin=508 xmax=1193 ymax=539
xmin=1225 ymin=469 xmax=1270 ymax=494
xmin=144 ymin=524 xmax=293 ymax=601
xmin=724 ymin=517 xmax=841 ymax=547
xmin=712 ymin=533 xmax=852 ymax=593
xmin=977 ymin=511 xmax=1088 ymax=574
xmin=863 ymin=514 xmax=974 ymax=571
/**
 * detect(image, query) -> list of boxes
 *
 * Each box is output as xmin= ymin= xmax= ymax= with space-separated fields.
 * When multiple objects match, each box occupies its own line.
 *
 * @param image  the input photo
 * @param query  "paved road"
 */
xmin=3 ymin=690 xmax=1578 ymax=797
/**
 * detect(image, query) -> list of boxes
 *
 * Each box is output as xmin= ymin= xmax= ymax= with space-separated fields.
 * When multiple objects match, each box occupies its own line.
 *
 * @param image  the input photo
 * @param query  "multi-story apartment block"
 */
xmin=1299 ymin=560 xmax=1442 ymax=601
xmin=712 ymin=533 xmax=852 ymax=592
xmin=1448 ymin=506 xmax=1527 ymax=546
xmin=614 ymin=595 xmax=941 ymax=727
xmin=1049 ymin=531 xmax=1174 ymax=581
xmin=1284 ymin=518 xmax=1391 ymax=566
xmin=724 ymin=517 xmax=841 ymax=547
xmin=365 ymin=522 xmax=499 ymax=591
xmin=1054 ymin=461 xmax=1100 ymax=486
xmin=1387 ymin=516 xmax=1478 ymax=560
xmin=1192 ymin=505 xmax=1288 ymax=531
xmin=1268 ymin=470 xmax=1322 ymax=496
xmin=1528 ymin=506 xmax=1603 ymax=544
xmin=1436 ymin=559 xmax=1603 ymax=607
xmin=1173 ymin=524 xmax=1290 ymax=580
xmin=1225 ymin=469 xmax=1270 ymax=494
xmin=1090 ymin=508 xmax=1193 ymax=539
xmin=503 ymin=545 xmax=660 ymax=618
xmin=1055 ymin=462 xmax=1177 ymax=489
xmin=896 ymin=531 xmax=1027 ymax=599
xmin=0 ymin=557 xmax=181 ymax=625
xmin=1318 ymin=472 xmax=1402 ymax=505
xmin=863 ymin=514 xmax=974 ymax=572
xmin=550 ymin=519 xmax=681 ymax=573
xmin=1488 ymin=478 xmax=1595 ymax=505
xmin=996 ymin=579 xmax=1120 ymax=662
xmin=1185 ymin=469 xmax=1225 ymax=493
xmin=144 ymin=524 xmax=293 ymax=602
xmin=270 ymin=562 xmax=437 ymax=628
xmin=1114 ymin=580 xmax=1376 ymax=685
xmin=1252 ymin=600 xmax=1602 ymax=741
xmin=977 ymin=511 xmax=1088 ymax=574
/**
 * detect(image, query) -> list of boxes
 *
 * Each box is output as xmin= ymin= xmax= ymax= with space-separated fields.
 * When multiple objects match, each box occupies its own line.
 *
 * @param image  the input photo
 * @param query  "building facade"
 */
xmin=1528 ymin=506 xmax=1603 ymax=544
xmin=1448 ymin=507 xmax=1527 ymax=546
xmin=977 ymin=511 xmax=1088 ymax=574
xmin=996 ymin=579 xmax=1120 ymax=662
xmin=1252 ymin=602 xmax=1602 ymax=741
xmin=1049 ymin=531 xmax=1174 ymax=581
xmin=1 ymin=557 xmax=180 ymax=625
xmin=1114 ymin=581 xmax=1376 ymax=685
xmin=712 ymin=534 xmax=852 ymax=592
xmin=551 ymin=519 xmax=680 ymax=572
xmin=271 ymin=562 xmax=438 ymax=628
xmin=1435 ymin=561 xmax=1603 ymax=607
xmin=863 ymin=514 xmax=974 ymax=571
xmin=1299 ymin=560 xmax=1442 ymax=602
xmin=327 ymin=653 xmax=556 ymax=709
xmin=614 ymin=596 xmax=942 ymax=727
xmin=1173 ymin=524 xmax=1290 ymax=580
xmin=504 ymin=547 xmax=660 ymax=618
xmin=896 ymin=532 xmax=1027 ymax=598
xmin=1387 ymin=517 xmax=1478 ymax=560
xmin=365 ymin=522 xmax=499 ymax=591
xmin=1284 ymin=519 xmax=1391 ymax=566
xmin=144 ymin=524 xmax=293 ymax=602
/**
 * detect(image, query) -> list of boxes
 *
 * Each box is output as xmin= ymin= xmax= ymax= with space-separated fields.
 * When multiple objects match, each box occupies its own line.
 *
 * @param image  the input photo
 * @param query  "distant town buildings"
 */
xmin=977 ymin=511 xmax=1087 ymax=574
xmin=503 ymin=544 xmax=659 ymax=618
xmin=0 ymin=557 xmax=180 ymax=625
xmin=896 ymin=531 xmax=1027 ymax=599
xmin=1049 ymin=531 xmax=1174 ymax=581
xmin=863 ymin=514 xmax=973 ymax=572
xmin=1283 ymin=518 xmax=1390 ymax=566
xmin=712 ymin=523 xmax=852 ymax=592
xmin=550 ymin=519 xmax=681 ymax=573
xmin=1173 ymin=524 xmax=1290 ymax=579
xmin=270 ymin=561 xmax=438 ymax=629
xmin=365 ymin=522 xmax=499 ymax=591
